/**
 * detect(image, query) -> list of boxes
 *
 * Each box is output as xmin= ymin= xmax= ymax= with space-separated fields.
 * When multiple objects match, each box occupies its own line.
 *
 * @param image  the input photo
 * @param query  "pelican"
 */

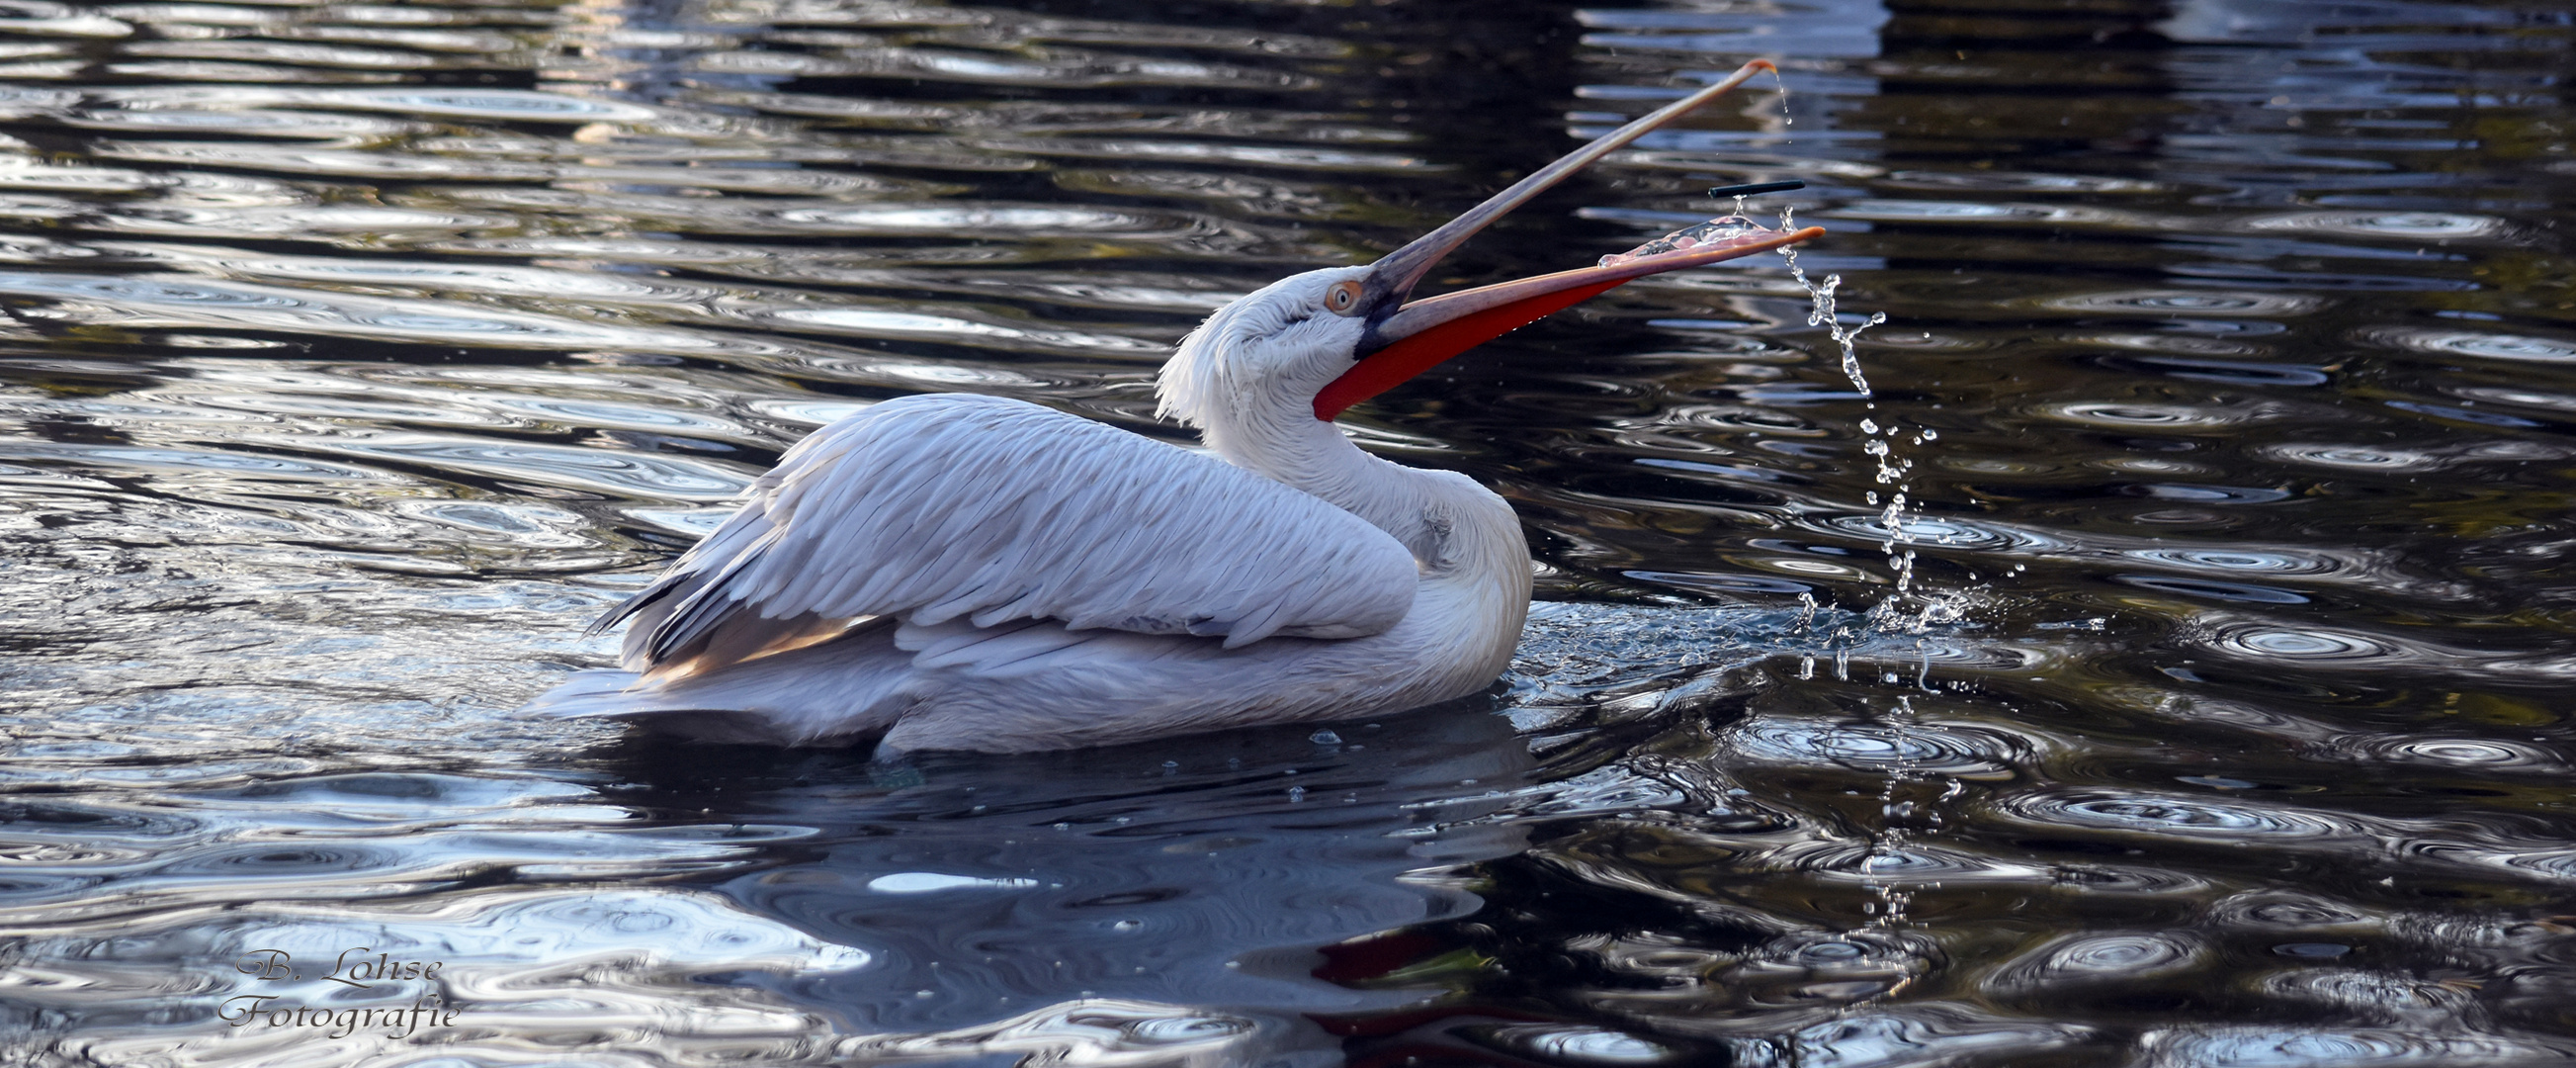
xmin=528 ymin=59 xmax=1824 ymax=754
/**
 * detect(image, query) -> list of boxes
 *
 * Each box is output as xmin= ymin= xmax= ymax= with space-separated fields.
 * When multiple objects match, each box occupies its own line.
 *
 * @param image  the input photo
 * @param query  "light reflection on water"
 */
xmin=1 ymin=0 xmax=2573 ymax=1063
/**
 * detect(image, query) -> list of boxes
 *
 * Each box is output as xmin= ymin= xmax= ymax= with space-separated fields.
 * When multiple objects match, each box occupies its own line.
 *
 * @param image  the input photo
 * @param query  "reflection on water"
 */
xmin=3 ymin=0 xmax=2574 ymax=1063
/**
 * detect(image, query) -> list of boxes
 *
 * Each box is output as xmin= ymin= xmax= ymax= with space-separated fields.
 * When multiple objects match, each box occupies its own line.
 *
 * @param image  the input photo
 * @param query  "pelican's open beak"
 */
xmin=1315 ymin=58 xmax=1827 ymax=421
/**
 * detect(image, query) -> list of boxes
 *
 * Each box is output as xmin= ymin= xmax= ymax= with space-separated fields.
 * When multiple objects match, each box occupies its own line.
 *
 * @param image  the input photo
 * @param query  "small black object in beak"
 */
xmin=1706 ymin=180 xmax=1806 ymax=199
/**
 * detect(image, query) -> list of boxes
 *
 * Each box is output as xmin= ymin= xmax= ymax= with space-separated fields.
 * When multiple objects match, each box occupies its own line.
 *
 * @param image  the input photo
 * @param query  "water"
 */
xmin=3 ymin=0 xmax=2573 ymax=1063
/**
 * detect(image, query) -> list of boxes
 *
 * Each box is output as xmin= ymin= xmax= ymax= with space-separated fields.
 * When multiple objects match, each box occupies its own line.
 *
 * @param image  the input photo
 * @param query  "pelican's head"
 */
xmin=1159 ymin=57 xmax=1823 ymax=434
xmin=1158 ymin=265 xmax=1378 ymax=431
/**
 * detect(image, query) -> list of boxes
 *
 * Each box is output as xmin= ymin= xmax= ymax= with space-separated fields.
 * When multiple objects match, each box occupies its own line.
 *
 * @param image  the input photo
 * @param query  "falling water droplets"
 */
xmin=1774 ymin=193 xmax=1957 ymax=975
xmin=1776 ymin=203 xmax=1950 ymax=627
xmin=1780 ymin=206 xmax=1888 ymax=399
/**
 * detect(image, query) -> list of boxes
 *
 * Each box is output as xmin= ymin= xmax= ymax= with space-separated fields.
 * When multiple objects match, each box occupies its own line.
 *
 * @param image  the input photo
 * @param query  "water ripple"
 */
xmin=2113 ymin=575 xmax=2311 ymax=604
xmin=67 ymin=107 xmax=419 ymax=138
xmin=2238 ymin=210 xmax=2507 ymax=240
xmin=2259 ymin=443 xmax=2437 ymax=471
xmin=836 ymin=999 xmax=1257 ymax=1064
xmin=2121 ymin=547 xmax=2345 ymax=577
xmin=2038 ymin=290 xmax=2324 ymax=316
xmin=1814 ymin=512 xmax=2073 ymax=555
xmin=2365 ymin=738 xmax=2560 ymax=773
xmin=2144 ymin=1028 xmax=2571 ymax=1068
xmin=0 ymin=270 xmax=781 ymax=356
xmin=308 ymin=434 xmax=754 ymax=502
xmin=1773 ymin=1006 xmax=2092 ymax=1068
xmin=2198 ymin=622 xmax=2434 ymax=670
xmin=2034 ymin=400 xmax=2278 ymax=430
xmin=2360 ymin=326 xmax=2576 ymax=365
xmin=1729 ymin=717 xmax=2023 ymax=779
xmin=1991 ymin=933 xmax=2205 ymax=995
xmin=98 ymin=142 xmax=919 ymax=194
xmin=0 ymin=439 xmax=399 ymax=485
xmin=1995 ymin=790 xmax=2351 ymax=842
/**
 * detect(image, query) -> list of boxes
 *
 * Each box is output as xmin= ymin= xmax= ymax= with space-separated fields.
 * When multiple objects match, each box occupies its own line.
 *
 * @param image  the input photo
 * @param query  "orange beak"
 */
xmin=1314 ymin=58 xmax=1825 ymax=421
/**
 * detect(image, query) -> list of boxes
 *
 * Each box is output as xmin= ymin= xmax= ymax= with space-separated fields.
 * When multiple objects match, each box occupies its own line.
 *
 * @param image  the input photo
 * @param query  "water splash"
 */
xmin=1777 ymin=207 xmax=1887 ymax=400
xmin=1773 ymin=205 xmax=1972 ymax=638
xmin=1766 ymin=148 xmax=1955 ymax=979
xmin=1596 ymin=214 xmax=1770 ymax=266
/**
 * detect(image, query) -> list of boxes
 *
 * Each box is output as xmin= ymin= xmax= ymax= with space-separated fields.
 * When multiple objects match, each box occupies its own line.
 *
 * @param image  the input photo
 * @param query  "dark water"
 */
xmin=3 ymin=0 xmax=2573 ymax=1063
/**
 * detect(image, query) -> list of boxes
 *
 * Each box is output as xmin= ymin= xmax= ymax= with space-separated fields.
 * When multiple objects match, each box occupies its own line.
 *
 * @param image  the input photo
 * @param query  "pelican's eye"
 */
xmin=1324 ymin=280 xmax=1363 ymax=315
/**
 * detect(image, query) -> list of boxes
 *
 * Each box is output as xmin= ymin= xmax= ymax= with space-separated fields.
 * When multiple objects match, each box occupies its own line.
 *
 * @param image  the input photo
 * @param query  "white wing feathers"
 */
xmin=596 ymin=394 xmax=1418 ymax=672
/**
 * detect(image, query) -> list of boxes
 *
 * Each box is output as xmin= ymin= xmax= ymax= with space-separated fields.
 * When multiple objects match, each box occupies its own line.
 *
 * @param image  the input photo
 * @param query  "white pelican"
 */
xmin=529 ymin=59 xmax=1824 ymax=754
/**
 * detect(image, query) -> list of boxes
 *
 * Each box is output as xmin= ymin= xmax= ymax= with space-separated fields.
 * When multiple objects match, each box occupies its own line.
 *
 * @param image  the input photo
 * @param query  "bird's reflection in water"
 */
xmin=586 ymin=701 xmax=1535 ymax=1059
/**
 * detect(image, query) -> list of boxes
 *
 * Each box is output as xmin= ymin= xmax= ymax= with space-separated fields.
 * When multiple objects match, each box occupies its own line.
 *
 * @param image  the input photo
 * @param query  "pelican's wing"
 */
xmin=596 ymin=394 xmax=1417 ymax=674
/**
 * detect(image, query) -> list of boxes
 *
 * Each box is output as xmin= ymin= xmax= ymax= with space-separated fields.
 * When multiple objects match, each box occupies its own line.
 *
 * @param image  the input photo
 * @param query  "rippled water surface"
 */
xmin=3 ymin=0 xmax=2573 ymax=1064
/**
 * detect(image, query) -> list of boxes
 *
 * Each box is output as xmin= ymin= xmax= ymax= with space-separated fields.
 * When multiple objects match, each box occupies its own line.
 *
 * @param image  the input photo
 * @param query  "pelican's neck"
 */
xmin=1199 ymin=394 xmax=1528 ymax=591
xmin=1202 ymin=393 xmax=1415 ymax=530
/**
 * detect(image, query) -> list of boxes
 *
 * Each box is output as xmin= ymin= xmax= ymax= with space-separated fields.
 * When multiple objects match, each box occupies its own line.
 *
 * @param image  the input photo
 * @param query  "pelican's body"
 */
xmin=526 ymin=61 xmax=1819 ymax=754
xmin=533 ymin=374 xmax=1530 ymax=753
